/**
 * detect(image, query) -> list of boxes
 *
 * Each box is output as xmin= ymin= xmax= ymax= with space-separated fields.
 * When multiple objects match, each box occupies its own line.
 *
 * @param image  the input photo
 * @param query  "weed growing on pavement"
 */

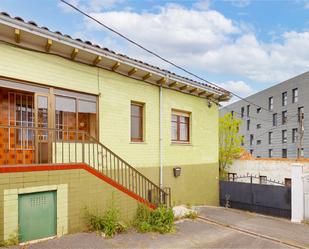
xmin=84 ymin=204 xmax=127 ymax=238
xmin=133 ymin=204 xmax=174 ymax=234
xmin=183 ymin=211 xmax=198 ymax=219
xmin=0 ymin=231 xmax=19 ymax=246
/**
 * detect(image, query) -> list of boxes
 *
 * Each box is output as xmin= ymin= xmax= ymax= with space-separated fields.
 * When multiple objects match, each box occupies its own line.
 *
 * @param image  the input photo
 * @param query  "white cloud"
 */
xmin=304 ymin=1 xmax=309 ymax=8
xmin=74 ymin=3 xmax=309 ymax=92
xmin=228 ymin=0 xmax=251 ymax=7
xmin=193 ymin=0 xmax=212 ymax=10
xmin=220 ymin=80 xmax=255 ymax=97
xmin=58 ymin=0 xmax=123 ymax=13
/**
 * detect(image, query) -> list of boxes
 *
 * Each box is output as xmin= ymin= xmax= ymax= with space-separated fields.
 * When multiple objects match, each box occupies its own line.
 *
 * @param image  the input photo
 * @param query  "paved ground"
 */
xmin=5 ymin=206 xmax=309 ymax=249
xmin=198 ymin=206 xmax=309 ymax=249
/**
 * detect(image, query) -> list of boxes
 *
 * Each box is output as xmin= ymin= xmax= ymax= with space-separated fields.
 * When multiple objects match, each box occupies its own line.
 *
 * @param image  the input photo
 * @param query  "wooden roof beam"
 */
xmin=168 ymin=81 xmax=178 ymax=88
xmin=198 ymin=91 xmax=206 ymax=96
xmin=218 ymin=94 xmax=231 ymax=101
xmin=128 ymin=67 xmax=137 ymax=76
xmin=46 ymin=39 xmax=52 ymax=52
xmin=93 ymin=56 xmax=102 ymax=65
xmin=157 ymin=77 xmax=166 ymax=85
xmin=142 ymin=72 xmax=152 ymax=81
xmin=71 ymin=48 xmax=78 ymax=60
xmin=112 ymin=62 xmax=121 ymax=71
xmin=14 ymin=29 xmax=20 ymax=43
xmin=189 ymin=88 xmax=198 ymax=93
xmin=180 ymin=85 xmax=188 ymax=91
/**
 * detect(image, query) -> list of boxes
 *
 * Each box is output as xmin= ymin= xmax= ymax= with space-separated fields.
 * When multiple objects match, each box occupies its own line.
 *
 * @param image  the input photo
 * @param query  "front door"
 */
xmin=35 ymin=94 xmax=50 ymax=163
xmin=18 ymin=191 xmax=57 ymax=242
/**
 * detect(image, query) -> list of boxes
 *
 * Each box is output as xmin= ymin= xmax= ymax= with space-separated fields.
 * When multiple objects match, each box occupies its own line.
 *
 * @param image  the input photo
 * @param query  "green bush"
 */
xmin=183 ymin=211 xmax=198 ymax=219
xmin=0 ymin=232 xmax=19 ymax=247
xmin=84 ymin=205 xmax=126 ymax=238
xmin=134 ymin=204 xmax=174 ymax=234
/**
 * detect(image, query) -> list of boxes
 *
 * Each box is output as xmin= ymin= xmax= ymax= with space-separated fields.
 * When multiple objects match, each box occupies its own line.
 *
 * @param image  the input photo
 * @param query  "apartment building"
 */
xmin=221 ymin=71 xmax=309 ymax=159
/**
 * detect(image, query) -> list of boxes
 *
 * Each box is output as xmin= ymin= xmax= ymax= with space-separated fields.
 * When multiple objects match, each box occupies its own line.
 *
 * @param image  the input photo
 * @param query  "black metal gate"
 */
xmin=220 ymin=180 xmax=291 ymax=218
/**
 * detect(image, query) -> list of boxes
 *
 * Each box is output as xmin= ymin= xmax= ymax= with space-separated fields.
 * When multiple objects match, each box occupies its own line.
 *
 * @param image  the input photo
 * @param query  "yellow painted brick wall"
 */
xmin=0 ymin=42 xmax=218 ymax=169
xmin=0 ymin=42 xmax=99 ymax=94
xmin=0 ymin=169 xmax=138 ymax=241
xmin=0 ymin=42 xmax=219 ymax=205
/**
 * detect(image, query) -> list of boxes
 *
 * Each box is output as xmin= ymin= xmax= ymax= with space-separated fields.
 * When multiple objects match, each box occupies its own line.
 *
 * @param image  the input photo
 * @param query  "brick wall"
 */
xmin=0 ymin=169 xmax=138 ymax=241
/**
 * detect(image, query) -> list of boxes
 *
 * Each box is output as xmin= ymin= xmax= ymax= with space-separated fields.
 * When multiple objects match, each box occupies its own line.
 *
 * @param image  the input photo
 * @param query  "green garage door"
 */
xmin=18 ymin=191 xmax=57 ymax=242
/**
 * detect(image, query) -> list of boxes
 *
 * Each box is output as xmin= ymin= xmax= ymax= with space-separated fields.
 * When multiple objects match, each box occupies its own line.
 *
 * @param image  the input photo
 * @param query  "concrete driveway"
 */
xmin=7 ymin=207 xmax=307 ymax=249
xmin=9 ymin=220 xmax=293 ymax=249
xmin=198 ymin=206 xmax=309 ymax=249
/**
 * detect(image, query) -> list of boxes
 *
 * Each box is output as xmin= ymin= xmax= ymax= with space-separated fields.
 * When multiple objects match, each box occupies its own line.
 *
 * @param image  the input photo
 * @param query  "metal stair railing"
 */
xmin=80 ymin=133 xmax=170 ymax=207
xmin=0 ymin=125 xmax=170 ymax=207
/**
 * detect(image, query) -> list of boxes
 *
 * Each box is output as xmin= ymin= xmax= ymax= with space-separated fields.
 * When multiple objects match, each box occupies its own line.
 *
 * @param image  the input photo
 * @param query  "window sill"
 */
xmin=171 ymin=142 xmax=192 ymax=146
xmin=130 ymin=141 xmax=147 ymax=144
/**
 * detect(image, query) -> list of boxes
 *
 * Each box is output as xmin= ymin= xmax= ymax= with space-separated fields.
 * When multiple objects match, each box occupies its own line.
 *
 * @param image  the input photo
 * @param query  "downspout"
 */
xmin=159 ymin=75 xmax=169 ymax=189
xmin=159 ymin=83 xmax=163 ymax=189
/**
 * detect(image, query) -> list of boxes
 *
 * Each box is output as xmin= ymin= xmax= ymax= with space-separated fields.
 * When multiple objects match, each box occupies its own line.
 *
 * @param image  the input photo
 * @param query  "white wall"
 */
xmin=229 ymin=160 xmax=309 ymax=184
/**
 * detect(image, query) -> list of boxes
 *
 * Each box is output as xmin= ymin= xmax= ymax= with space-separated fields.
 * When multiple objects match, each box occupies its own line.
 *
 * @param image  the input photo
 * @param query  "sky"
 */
xmin=0 ymin=0 xmax=309 ymax=102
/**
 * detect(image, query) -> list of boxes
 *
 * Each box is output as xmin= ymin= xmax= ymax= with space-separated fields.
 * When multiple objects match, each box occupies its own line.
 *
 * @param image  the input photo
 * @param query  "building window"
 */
xmin=131 ymin=102 xmax=144 ymax=142
xmin=247 ymin=120 xmax=250 ymax=131
xmin=257 ymin=124 xmax=261 ymax=129
xmin=298 ymin=148 xmax=304 ymax=158
xmin=282 ymin=149 xmax=287 ymax=158
xmin=259 ymin=176 xmax=267 ymax=184
xmin=292 ymin=128 xmax=298 ymax=143
xmin=250 ymin=134 xmax=254 ymax=146
xmin=292 ymin=88 xmax=298 ymax=103
xmin=241 ymin=107 xmax=245 ymax=118
xmin=228 ymin=173 xmax=237 ymax=181
xmin=268 ymin=132 xmax=273 ymax=144
xmin=257 ymin=107 xmax=261 ymax=114
xmin=78 ymin=100 xmax=97 ymax=138
xmin=298 ymin=107 xmax=304 ymax=122
xmin=247 ymin=105 xmax=250 ymax=116
xmin=268 ymin=149 xmax=273 ymax=158
xmin=171 ymin=110 xmax=190 ymax=143
xmin=269 ymin=97 xmax=273 ymax=110
xmin=282 ymin=130 xmax=287 ymax=143
xmin=272 ymin=113 xmax=277 ymax=126
xmin=55 ymin=95 xmax=97 ymax=141
xmin=285 ymin=178 xmax=291 ymax=187
xmin=241 ymin=135 xmax=245 ymax=146
xmin=282 ymin=111 xmax=287 ymax=125
xmin=9 ymin=92 xmax=35 ymax=149
xmin=282 ymin=92 xmax=287 ymax=106
xmin=257 ymin=140 xmax=261 ymax=145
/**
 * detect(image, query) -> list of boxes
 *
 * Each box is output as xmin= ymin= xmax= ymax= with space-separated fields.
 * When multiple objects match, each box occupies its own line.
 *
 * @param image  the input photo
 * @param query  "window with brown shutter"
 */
xmin=131 ymin=102 xmax=144 ymax=142
xmin=171 ymin=110 xmax=190 ymax=143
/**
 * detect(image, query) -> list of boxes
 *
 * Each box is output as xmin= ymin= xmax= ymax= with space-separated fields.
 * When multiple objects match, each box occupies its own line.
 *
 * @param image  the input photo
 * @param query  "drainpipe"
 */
xmin=159 ymin=84 xmax=163 ymax=189
xmin=159 ymin=75 xmax=168 ymax=190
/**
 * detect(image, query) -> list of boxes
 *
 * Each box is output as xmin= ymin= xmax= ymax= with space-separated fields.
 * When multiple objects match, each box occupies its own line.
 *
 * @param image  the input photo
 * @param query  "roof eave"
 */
xmin=0 ymin=13 xmax=229 ymax=99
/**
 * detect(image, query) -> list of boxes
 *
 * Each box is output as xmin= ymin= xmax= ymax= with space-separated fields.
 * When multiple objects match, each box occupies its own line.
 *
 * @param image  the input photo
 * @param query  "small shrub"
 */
xmin=0 ymin=232 xmax=19 ymax=247
xmin=134 ymin=204 xmax=151 ymax=233
xmin=84 ymin=205 xmax=126 ymax=238
xmin=138 ymin=221 xmax=152 ymax=233
xmin=134 ymin=204 xmax=174 ymax=234
xmin=183 ymin=211 xmax=198 ymax=219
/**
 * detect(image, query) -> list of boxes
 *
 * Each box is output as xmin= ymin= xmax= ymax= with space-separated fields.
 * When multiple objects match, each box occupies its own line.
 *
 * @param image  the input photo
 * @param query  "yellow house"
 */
xmin=0 ymin=12 xmax=230 ymax=243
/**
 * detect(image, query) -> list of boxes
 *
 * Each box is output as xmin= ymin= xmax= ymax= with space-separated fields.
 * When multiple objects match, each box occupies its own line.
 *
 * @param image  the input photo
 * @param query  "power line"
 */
xmin=59 ymin=0 xmax=279 ymax=115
